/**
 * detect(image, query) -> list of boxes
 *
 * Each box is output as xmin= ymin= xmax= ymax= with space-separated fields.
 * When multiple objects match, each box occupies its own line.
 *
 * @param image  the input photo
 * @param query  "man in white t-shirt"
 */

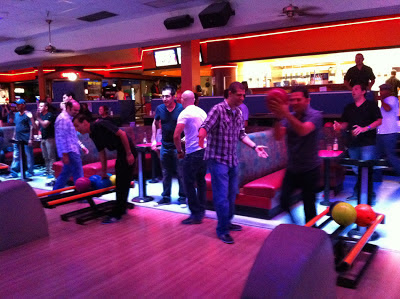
xmin=173 ymin=90 xmax=207 ymax=224
xmin=377 ymin=83 xmax=400 ymax=178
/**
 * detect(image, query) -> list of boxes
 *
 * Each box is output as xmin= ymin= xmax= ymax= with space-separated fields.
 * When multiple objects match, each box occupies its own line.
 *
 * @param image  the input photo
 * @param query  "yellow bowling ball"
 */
xmin=331 ymin=202 xmax=357 ymax=226
xmin=110 ymin=175 xmax=116 ymax=186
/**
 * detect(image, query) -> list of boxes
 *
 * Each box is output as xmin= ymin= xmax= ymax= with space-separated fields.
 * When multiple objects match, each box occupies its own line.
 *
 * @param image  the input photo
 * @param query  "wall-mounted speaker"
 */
xmin=164 ymin=15 xmax=194 ymax=30
xmin=14 ymin=45 xmax=35 ymax=55
xmin=199 ymin=1 xmax=235 ymax=29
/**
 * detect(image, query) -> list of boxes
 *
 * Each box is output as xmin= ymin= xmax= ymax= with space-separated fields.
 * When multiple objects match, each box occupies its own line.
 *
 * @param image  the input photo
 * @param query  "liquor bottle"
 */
xmin=333 ymin=137 xmax=339 ymax=151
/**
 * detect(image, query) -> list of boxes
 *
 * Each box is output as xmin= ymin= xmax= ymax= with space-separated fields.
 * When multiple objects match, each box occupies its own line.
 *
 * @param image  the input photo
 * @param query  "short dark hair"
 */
xmin=391 ymin=70 xmax=396 ymax=76
xmin=228 ymin=82 xmax=245 ymax=94
xmin=99 ymin=105 xmax=109 ymax=114
xmin=40 ymin=102 xmax=50 ymax=109
xmin=291 ymin=86 xmax=309 ymax=98
xmin=223 ymin=89 xmax=229 ymax=99
xmin=73 ymin=113 xmax=91 ymax=123
xmin=162 ymin=85 xmax=176 ymax=96
xmin=353 ymin=84 xmax=367 ymax=91
xmin=66 ymin=92 xmax=75 ymax=99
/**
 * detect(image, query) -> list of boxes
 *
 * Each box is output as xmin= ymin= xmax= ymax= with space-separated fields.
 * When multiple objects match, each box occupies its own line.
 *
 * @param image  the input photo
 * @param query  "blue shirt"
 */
xmin=154 ymin=102 xmax=183 ymax=149
xmin=282 ymin=106 xmax=322 ymax=173
xmin=14 ymin=111 xmax=32 ymax=142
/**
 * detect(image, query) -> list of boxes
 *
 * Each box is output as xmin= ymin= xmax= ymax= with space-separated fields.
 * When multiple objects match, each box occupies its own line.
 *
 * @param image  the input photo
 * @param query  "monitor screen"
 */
xmin=154 ymin=49 xmax=178 ymax=67
xmin=176 ymin=47 xmax=202 ymax=64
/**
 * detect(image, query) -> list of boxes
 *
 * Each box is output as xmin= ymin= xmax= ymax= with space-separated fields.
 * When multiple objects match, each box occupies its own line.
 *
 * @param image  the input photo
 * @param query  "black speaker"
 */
xmin=164 ymin=15 xmax=194 ymax=30
xmin=199 ymin=1 xmax=235 ymax=29
xmin=14 ymin=45 xmax=35 ymax=55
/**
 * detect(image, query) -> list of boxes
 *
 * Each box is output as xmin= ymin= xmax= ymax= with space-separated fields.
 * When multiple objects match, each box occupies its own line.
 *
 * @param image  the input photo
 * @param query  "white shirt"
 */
xmin=177 ymin=105 xmax=207 ymax=154
xmin=378 ymin=95 xmax=400 ymax=134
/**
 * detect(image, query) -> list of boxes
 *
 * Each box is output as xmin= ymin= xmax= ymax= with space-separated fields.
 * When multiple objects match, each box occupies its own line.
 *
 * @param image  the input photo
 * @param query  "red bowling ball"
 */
xmin=75 ymin=177 xmax=92 ymax=193
xmin=355 ymin=204 xmax=377 ymax=227
xmin=265 ymin=88 xmax=289 ymax=113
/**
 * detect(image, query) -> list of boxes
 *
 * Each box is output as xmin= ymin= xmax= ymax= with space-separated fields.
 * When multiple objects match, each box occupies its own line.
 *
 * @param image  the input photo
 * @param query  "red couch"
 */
xmin=53 ymin=126 xmax=153 ymax=178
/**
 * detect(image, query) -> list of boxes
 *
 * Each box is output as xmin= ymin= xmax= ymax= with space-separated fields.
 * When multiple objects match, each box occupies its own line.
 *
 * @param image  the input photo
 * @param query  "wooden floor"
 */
xmin=1 ymin=201 xmax=400 ymax=298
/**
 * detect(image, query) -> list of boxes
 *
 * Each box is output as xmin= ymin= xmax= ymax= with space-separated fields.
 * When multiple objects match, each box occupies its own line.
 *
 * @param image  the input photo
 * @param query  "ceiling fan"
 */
xmin=43 ymin=18 xmax=74 ymax=54
xmin=281 ymin=4 xmax=327 ymax=18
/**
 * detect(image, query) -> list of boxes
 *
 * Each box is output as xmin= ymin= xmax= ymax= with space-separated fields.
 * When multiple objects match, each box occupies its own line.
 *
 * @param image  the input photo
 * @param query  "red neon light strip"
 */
xmin=0 ymin=69 xmax=55 ymax=76
xmin=200 ymin=16 xmax=400 ymax=44
xmin=84 ymin=65 xmax=142 ymax=72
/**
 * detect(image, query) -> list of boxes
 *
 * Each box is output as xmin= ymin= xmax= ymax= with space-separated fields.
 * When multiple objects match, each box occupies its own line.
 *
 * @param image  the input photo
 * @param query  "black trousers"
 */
xmin=280 ymin=166 xmax=320 ymax=223
xmin=112 ymin=155 xmax=135 ymax=218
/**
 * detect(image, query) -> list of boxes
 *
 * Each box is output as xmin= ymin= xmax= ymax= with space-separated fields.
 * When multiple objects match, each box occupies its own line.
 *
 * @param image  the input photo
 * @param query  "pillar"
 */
xmin=9 ymin=82 xmax=15 ymax=102
xmin=37 ymin=66 xmax=46 ymax=101
xmin=211 ymin=64 xmax=237 ymax=96
xmin=181 ymin=40 xmax=200 ymax=93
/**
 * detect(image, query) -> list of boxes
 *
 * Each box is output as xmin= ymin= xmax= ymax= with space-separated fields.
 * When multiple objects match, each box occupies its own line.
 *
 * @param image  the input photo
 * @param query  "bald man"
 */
xmin=173 ymin=90 xmax=208 ymax=224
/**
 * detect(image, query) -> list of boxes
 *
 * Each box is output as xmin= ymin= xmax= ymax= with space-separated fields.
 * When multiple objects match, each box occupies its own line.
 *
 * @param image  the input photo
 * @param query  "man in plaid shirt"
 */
xmin=53 ymin=100 xmax=89 ymax=190
xmin=199 ymin=82 xmax=268 ymax=244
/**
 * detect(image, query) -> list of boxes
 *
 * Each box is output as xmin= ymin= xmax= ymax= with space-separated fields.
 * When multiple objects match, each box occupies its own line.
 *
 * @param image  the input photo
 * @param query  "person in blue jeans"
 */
xmin=376 ymin=83 xmax=400 ymax=180
xmin=334 ymin=84 xmax=382 ymax=202
xmin=151 ymin=86 xmax=186 ymax=205
xmin=199 ymin=82 xmax=268 ymax=244
xmin=174 ymin=90 xmax=208 ymax=224
xmin=9 ymin=99 xmax=35 ymax=178
xmin=53 ymin=100 xmax=89 ymax=190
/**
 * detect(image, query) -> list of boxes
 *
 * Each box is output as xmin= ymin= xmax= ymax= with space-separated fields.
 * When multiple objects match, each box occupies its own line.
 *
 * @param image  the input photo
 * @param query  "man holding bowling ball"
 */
xmin=268 ymin=86 xmax=322 ymax=223
xmin=73 ymin=115 xmax=137 ymax=224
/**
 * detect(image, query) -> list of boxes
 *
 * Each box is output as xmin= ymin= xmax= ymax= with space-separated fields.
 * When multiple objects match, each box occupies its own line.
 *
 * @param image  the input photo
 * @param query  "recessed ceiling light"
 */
xmin=151 ymin=72 xmax=155 ymax=74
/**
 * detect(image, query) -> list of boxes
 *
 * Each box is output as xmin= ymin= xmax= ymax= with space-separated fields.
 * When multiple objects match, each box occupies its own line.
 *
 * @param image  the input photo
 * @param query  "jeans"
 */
xmin=53 ymin=152 xmax=83 ymax=190
xmin=41 ymin=138 xmax=56 ymax=176
xmin=377 ymin=133 xmax=400 ymax=177
xmin=208 ymin=159 xmax=238 ymax=236
xmin=348 ymin=145 xmax=377 ymax=194
xmin=182 ymin=149 xmax=207 ymax=220
xmin=280 ymin=167 xmax=319 ymax=223
xmin=10 ymin=143 xmax=34 ymax=176
xmin=160 ymin=146 xmax=185 ymax=199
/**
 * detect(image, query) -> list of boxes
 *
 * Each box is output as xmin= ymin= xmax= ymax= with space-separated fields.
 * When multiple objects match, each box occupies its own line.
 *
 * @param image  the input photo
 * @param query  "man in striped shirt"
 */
xmin=53 ymin=100 xmax=89 ymax=190
xmin=199 ymin=82 xmax=268 ymax=244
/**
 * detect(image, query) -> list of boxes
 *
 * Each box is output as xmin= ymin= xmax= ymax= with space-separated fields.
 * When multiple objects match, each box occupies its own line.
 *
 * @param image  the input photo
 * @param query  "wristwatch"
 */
xmin=252 ymin=145 xmax=257 ymax=150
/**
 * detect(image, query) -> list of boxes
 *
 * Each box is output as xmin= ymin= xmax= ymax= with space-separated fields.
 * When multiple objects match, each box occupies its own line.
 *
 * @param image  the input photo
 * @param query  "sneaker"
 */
xmin=346 ymin=193 xmax=358 ymax=201
xmin=45 ymin=180 xmax=56 ymax=187
xmin=181 ymin=217 xmax=202 ymax=225
xmin=157 ymin=197 xmax=171 ymax=205
xmin=229 ymin=224 xmax=243 ymax=231
xmin=7 ymin=173 xmax=18 ymax=179
xmin=47 ymin=174 xmax=55 ymax=179
xmin=178 ymin=197 xmax=187 ymax=207
xmin=101 ymin=216 xmax=120 ymax=224
xmin=218 ymin=234 xmax=234 ymax=244
xmin=26 ymin=172 xmax=34 ymax=178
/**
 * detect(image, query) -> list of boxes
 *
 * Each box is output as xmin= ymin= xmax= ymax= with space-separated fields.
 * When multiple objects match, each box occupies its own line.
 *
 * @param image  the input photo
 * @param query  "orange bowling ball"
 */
xmin=355 ymin=204 xmax=377 ymax=227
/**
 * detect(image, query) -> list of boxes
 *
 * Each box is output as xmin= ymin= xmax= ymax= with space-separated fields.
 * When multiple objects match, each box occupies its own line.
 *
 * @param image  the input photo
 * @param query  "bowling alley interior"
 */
xmin=2 ymin=1 xmax=400 ymax=297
